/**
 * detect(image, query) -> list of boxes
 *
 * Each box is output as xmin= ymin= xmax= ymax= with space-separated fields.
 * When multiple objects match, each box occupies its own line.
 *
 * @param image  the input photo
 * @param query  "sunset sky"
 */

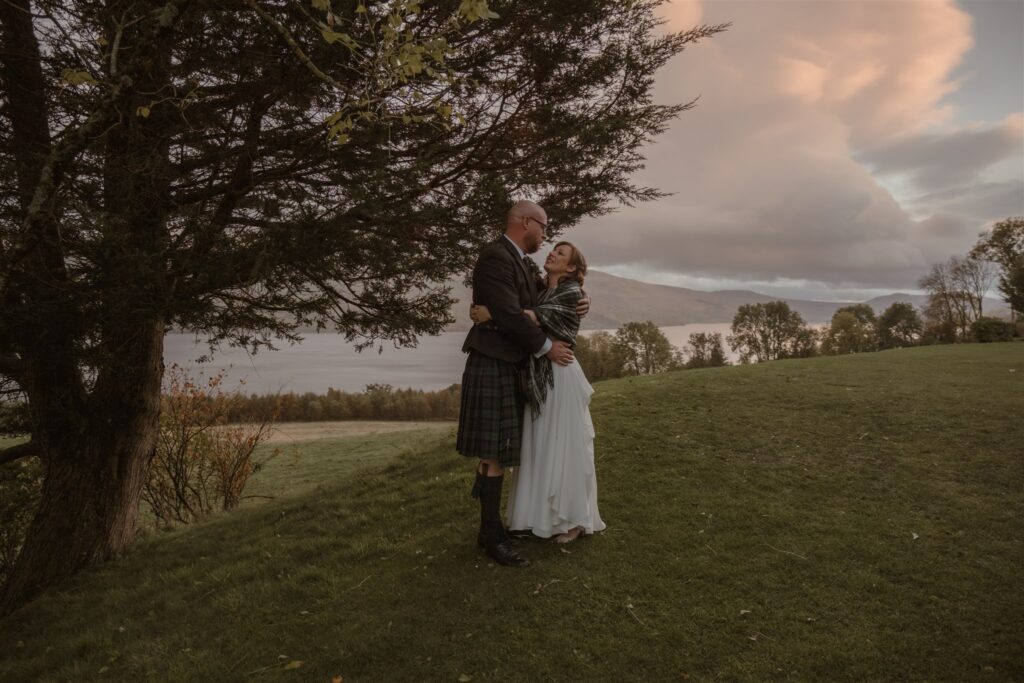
xmin=571 ymin=0 xmax=1024 ymax=302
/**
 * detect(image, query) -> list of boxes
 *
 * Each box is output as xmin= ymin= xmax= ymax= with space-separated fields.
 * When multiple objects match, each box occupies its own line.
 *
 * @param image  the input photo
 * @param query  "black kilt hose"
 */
xmin=456 ymin=350 xmax=526 ymax=467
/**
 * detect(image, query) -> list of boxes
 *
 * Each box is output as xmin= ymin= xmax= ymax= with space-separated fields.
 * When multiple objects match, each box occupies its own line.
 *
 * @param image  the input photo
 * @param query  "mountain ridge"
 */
xmin=444 ymin=269 xmax=1008 ymax=331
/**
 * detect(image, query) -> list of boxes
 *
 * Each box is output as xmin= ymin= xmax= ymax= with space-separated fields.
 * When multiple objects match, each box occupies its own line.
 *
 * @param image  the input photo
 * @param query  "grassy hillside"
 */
xmin=2 ymin=344 xmax=1021 ymax=681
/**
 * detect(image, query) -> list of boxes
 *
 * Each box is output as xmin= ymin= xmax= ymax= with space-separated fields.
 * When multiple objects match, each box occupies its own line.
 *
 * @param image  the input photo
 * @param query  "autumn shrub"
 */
xmin=143 ymin=365 xmax=280 ymax=530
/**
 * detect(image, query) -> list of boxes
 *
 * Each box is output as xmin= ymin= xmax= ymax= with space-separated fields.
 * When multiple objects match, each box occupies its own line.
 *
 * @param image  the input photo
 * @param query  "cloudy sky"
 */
xmin=570 ymin=0 xmax=1024 ymax=302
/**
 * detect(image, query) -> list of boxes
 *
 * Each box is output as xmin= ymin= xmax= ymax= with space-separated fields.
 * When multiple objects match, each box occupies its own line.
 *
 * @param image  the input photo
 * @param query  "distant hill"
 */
xmin=445 ymin=270 xmax=1009 ymax=331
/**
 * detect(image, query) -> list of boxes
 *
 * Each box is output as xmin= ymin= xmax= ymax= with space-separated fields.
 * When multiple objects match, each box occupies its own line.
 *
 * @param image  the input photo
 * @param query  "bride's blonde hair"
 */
xmin=554 ymin=241 xmax=587 ymax=286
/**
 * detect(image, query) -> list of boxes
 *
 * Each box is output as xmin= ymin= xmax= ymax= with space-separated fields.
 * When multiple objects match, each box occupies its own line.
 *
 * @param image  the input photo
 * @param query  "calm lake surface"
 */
xmin=163 ymin=323 xmax=799 ymax=394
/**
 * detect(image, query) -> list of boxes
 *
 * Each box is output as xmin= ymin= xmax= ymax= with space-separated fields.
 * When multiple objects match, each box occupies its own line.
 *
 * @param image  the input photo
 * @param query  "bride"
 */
xmin=471 ymin=241 xmax=605 ymax=543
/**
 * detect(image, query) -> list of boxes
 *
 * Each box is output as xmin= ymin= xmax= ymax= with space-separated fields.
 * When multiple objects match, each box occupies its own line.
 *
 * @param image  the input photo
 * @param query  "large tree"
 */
xmin=574 ymin=330 xmax=625 ymax=382
xmin=613 ymin=321 xmax=680 ymax=376
xmin=875 ymin=302 xmax=922 ymax=350
xmin=0 ymin=0 xmax=726 ymax=612
xmin=919 ymin=255 xmax=996 ymax=341
xmin=683 ymin=331 xmax=728 ymax=368
xmin=727 ymin=301 xmax=817 ymax=363
xmin=821 ymin=304 xmax=877 ymax=355
xmin=971 ymin=217 xmax=1024 ymax=320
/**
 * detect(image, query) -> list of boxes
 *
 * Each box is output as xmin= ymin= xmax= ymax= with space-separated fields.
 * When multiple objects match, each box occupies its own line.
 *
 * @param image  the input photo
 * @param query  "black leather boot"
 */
xmin=478 ymin=474 xmax=529 ymax=568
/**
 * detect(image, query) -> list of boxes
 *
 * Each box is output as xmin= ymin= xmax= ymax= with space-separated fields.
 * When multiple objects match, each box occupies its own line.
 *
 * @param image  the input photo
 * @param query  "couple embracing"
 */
xmin=456 ymin=200 xmax=605 ymax=568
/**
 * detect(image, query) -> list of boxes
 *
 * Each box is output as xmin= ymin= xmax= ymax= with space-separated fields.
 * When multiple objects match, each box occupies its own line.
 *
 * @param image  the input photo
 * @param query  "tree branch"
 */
xmin=0 ymin=440 xmax=38 ymax=465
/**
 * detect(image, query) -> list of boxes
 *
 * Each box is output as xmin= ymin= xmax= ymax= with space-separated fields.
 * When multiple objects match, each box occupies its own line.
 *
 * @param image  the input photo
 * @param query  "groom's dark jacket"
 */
xmin=462 ymin=236 xmax=547 ymax=363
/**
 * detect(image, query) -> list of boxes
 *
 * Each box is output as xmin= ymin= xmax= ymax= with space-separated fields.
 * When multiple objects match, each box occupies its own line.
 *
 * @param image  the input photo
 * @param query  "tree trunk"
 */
xmin=0 ymin=321 xmax=164 ymax=617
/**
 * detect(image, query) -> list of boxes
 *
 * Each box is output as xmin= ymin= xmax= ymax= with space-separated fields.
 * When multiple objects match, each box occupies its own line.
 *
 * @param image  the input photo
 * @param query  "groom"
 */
xmin=457 ymin=200 xmax=575 ymax=567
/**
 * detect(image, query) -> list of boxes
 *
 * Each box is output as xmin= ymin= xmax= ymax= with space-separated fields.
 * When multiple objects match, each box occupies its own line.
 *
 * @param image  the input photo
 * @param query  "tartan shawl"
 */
xmin=525 ymin=280 xmax=582 ymax=416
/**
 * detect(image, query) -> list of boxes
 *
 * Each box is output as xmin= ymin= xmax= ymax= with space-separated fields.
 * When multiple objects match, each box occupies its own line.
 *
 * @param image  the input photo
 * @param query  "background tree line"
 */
xmin=575 ymin=320 xmax=731 ymax=381
xmin=230 ymin=383 xmax=461 ymax=422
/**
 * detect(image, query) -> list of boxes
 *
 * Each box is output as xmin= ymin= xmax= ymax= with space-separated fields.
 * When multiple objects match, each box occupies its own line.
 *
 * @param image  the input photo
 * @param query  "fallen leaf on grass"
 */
xmin=739 ymin=609 xmax=751 ymax=616
xmin=332 ymin=676 xmax=343 ymax=683
xmin=458 ymin=675 xmax=473 ymax=682
xmin=283 ymin=660 xmax=304 ymax=670
xmin=911 ymin=532 xmax=920 ymax=540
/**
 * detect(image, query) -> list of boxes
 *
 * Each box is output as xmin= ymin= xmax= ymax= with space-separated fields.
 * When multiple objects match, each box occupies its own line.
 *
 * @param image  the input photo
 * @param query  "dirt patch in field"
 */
xmin=264 ymin=421 xmax=454 ymax=444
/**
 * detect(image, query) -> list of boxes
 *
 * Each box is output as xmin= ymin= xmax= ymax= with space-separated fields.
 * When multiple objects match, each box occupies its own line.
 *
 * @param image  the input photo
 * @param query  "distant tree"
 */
xmin=684 ymin=332 xmax=729 ymax=369
xmin=613 ymin=321 xmax=682 ymax=375
xmin=1005 ymin=260 xmax=1024 ymax=318
xmin=821 ymin=304 xmax=877 ymax=355
xmin=575 ymin=331 xmax=626 ymax=382
xmin=0 ymin=0 xmax=727 ymax=612
xmin=727 ymin=302 xmax=817 ymax=363
xmin=876 ymin=302 xmax=923 ymax=349
xmin=919 ymin=255 xmax=996 ymax=341
xmin=954 ymin=256 xmax=998 ymax=321
xmin=971 ymin=217 xmax=1024 ymax=320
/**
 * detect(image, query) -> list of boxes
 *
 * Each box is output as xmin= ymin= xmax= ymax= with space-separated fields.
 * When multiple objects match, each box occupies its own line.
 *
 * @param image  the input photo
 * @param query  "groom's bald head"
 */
xmin=505 ymin=200 xmax=547 ymax=254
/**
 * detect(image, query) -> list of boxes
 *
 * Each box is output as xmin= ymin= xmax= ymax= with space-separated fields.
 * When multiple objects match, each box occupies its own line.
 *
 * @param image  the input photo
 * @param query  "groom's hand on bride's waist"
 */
xmin=576 ymin=293 xmax=591 ymax=318
xmin=546 ymin=340 xmax=574 ymax=366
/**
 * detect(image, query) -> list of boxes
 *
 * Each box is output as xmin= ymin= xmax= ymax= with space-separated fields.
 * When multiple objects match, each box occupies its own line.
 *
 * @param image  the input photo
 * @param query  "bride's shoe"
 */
xmin=554 ymin=526 xmax=584 ymax=544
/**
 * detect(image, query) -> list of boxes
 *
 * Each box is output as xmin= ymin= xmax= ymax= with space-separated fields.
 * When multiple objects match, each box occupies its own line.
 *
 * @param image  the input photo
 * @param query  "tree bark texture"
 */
xmin=0 ymin=321 xmax=164 ymax=615
xmin=0 ymin=0 xmax=175 ymax=616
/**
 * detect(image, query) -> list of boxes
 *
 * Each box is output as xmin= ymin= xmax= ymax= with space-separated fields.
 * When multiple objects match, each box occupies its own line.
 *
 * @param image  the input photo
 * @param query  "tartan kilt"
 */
xmin=456 ymin=350 xmax=525 ymax=467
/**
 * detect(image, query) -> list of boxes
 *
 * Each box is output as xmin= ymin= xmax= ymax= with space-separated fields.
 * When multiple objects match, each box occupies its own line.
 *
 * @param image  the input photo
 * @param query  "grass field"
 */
xmin=1 ymin=343 xmax=1021 ymax=681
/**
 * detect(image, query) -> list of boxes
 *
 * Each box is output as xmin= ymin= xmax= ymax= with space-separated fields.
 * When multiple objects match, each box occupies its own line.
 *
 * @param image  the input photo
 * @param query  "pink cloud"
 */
xmin=568 ymin=0 xmax=1020 ymax=293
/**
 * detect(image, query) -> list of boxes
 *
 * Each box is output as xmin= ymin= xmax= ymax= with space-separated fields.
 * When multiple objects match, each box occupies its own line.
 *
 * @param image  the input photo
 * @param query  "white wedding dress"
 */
xmin=506 ymin=360 xmax=606 ymax=538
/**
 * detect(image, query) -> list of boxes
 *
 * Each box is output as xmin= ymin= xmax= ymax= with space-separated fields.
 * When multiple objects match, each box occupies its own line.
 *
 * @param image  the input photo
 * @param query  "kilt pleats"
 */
xmin=456 ymin=350 xmax=524 ymax=467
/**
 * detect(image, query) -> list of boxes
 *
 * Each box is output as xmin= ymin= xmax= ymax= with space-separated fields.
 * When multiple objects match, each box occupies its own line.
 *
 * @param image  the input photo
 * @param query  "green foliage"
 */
xmin=684 ymin=331 xmax=729 ymax=368
xmin=575 ymin=330 xmax=627 ymax=382
xmin=0 ymin=401 xmax=29 ymax=438
xmin=727 ymin=301 xmax=817 ymax=363
xmin=1 ymin=346 xmax=1021 ymax=680
xmin=0 ymin=456 xmax=40 ymax=585
xmin=971 ymin=217 xmax=1024 ymax=315
xmin=1005 ymin=257 xmax=1024 ymax=317
xmin=970 ymin=316 xmax=1015 ymax=343
xmin=821 ymin=305 xmax=877 ymax=355
xmin=613 ymin=321 xmax=682 ymax=375
xmin=876 ymin=302 xmax=923 ymax=349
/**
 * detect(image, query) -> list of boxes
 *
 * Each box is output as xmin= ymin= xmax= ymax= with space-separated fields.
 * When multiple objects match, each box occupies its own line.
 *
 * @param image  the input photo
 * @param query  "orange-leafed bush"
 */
xmin=143 ymin=364 xmax=280 ymax=529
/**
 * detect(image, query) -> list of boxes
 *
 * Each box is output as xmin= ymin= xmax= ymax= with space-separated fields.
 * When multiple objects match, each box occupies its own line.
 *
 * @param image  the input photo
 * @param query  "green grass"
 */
xmin=2 ymin=344 xmax=1022 ymax=681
